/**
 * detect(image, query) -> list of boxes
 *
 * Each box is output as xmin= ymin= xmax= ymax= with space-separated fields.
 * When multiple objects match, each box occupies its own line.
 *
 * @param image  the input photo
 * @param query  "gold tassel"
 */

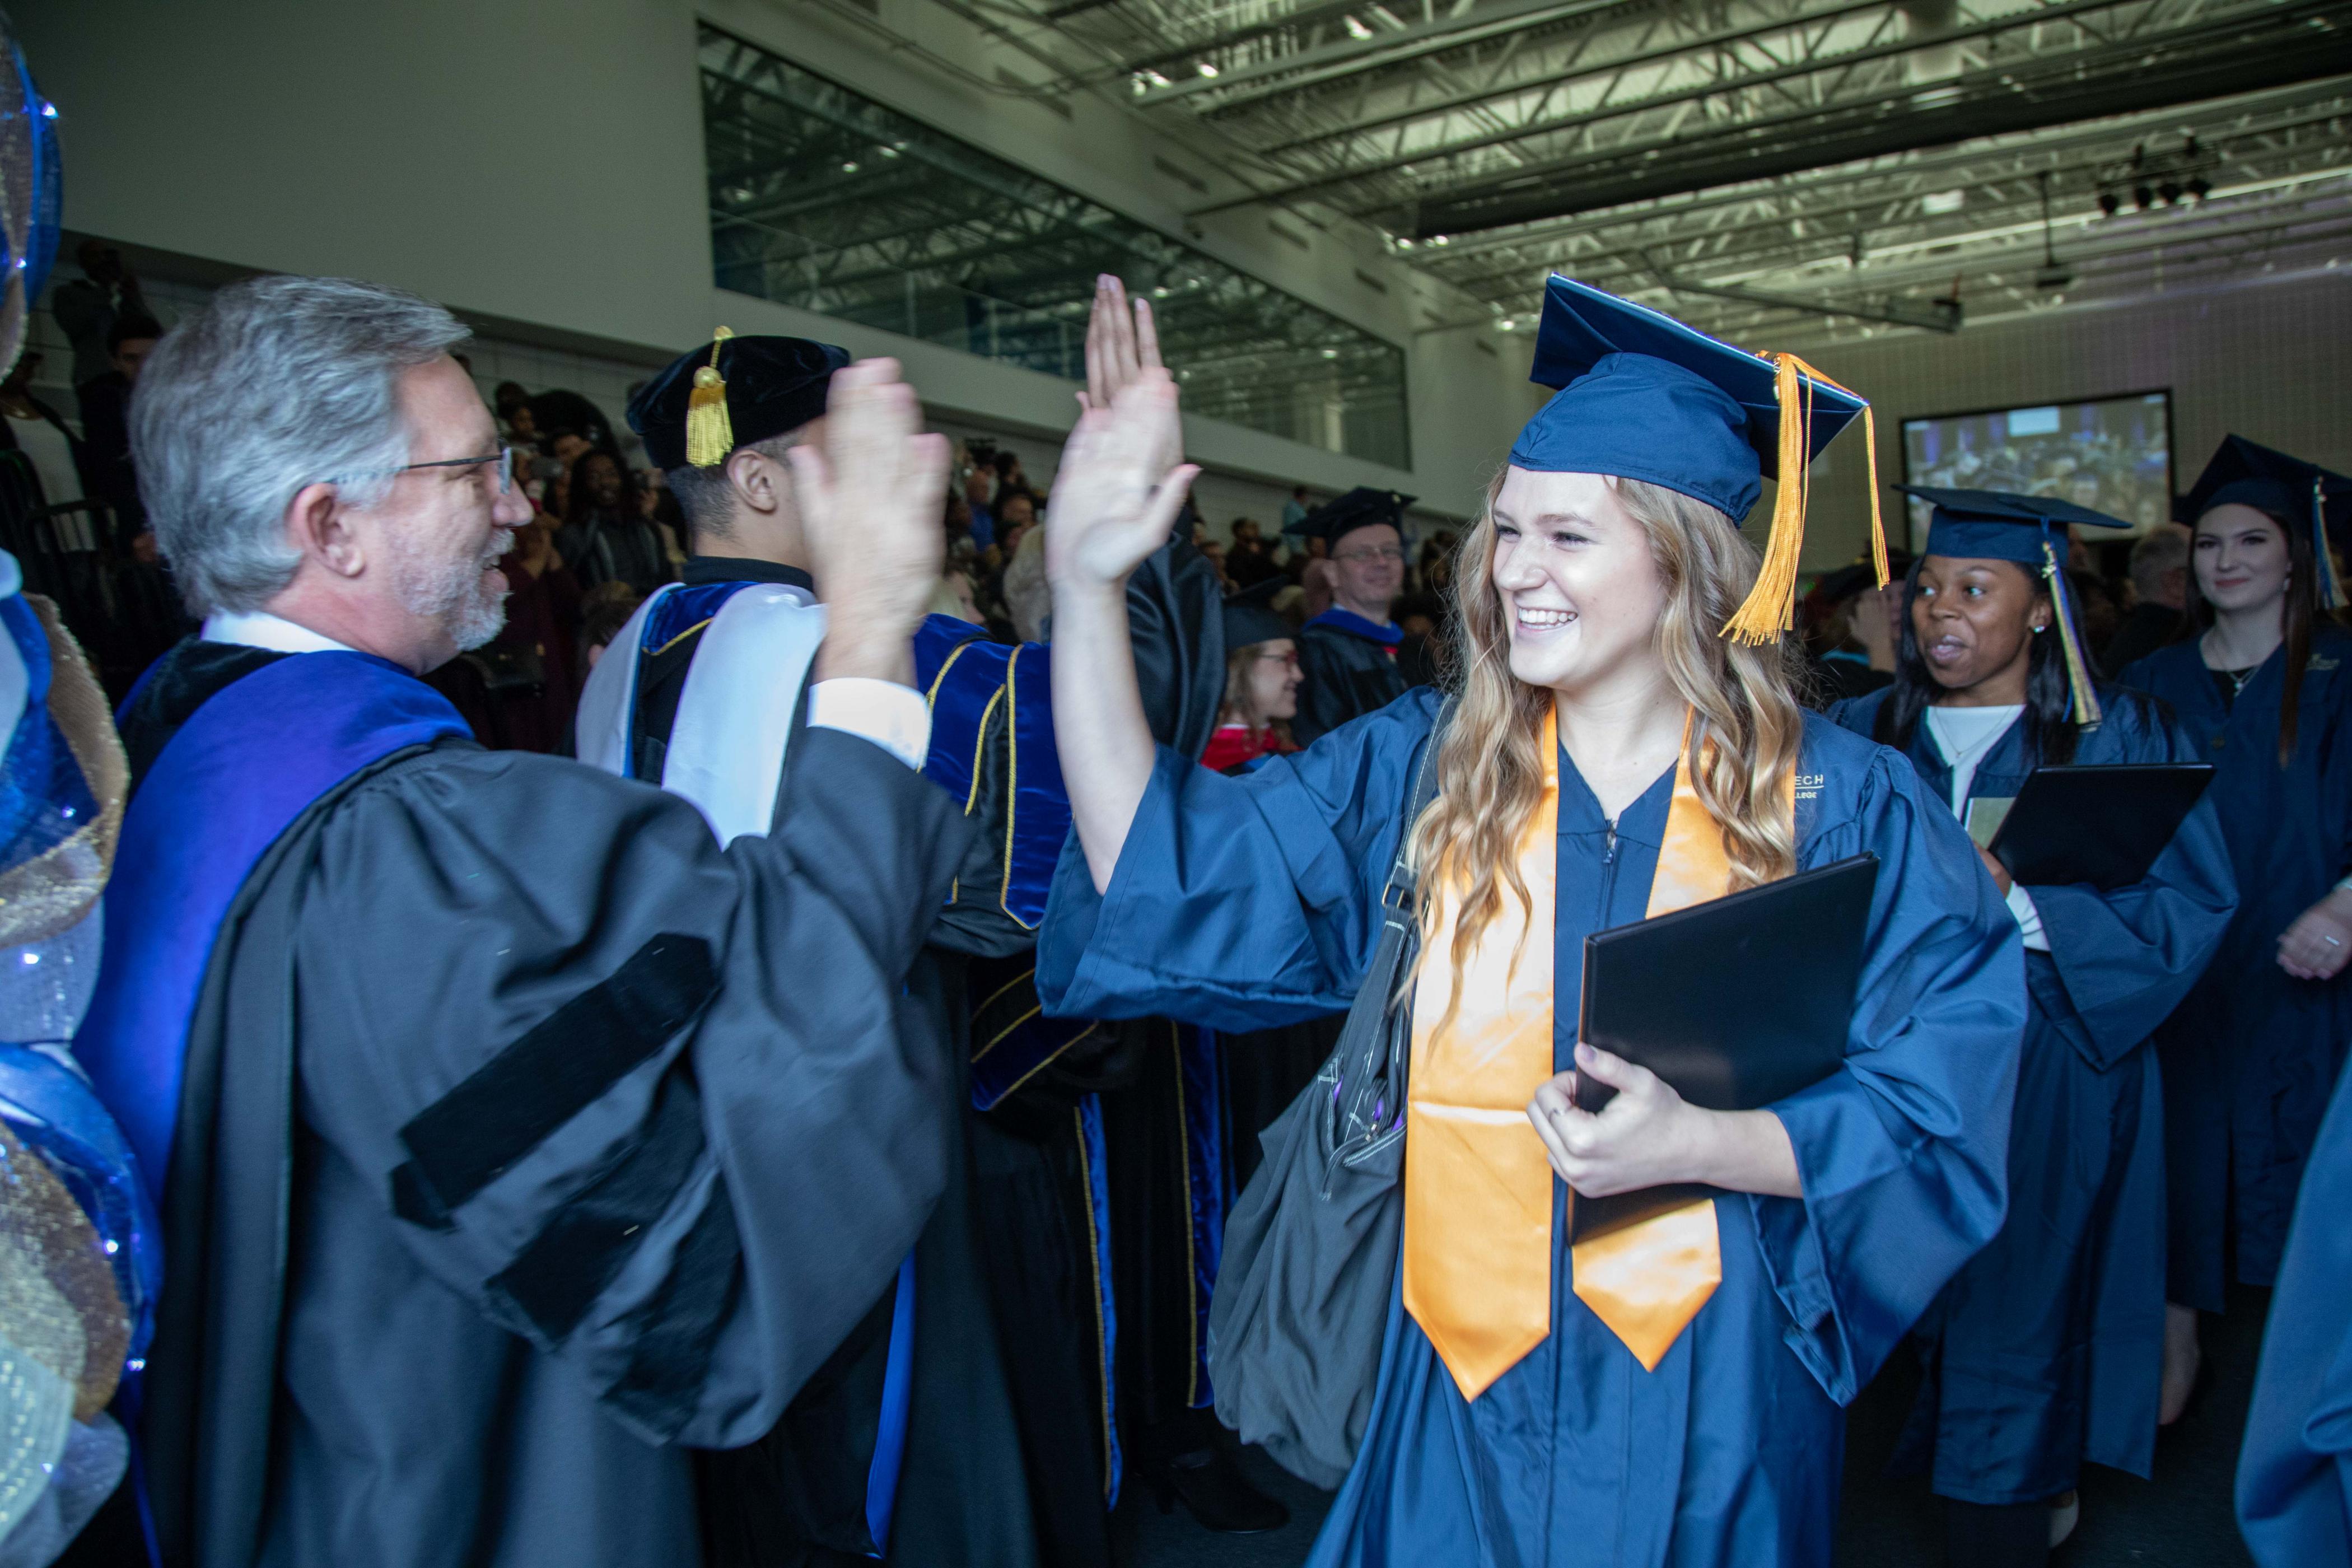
xmin=2043 ymin=539 xmax=2103 ymax=729
xmin=685 ymin=326 xmax=736 ymax=468
xmin=1720 ymin=353 xmax=1887 ymax=643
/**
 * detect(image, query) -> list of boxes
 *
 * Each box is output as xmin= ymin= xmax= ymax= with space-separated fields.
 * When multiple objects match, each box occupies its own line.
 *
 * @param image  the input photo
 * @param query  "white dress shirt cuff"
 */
xmin=2006 ymin=880 xmax=2051 ymax=953
xmin=808 ymin=678 xmax=931 ymax=772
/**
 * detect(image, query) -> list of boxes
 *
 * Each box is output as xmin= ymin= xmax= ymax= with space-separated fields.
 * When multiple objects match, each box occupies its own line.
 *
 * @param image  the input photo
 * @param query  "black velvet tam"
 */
xmin=628 ymin=334 xmax=851 ymax=471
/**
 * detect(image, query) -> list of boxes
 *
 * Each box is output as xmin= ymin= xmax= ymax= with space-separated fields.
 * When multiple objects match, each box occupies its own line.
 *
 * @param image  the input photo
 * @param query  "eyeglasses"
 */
xmin=332 ymin=446 xmax=516 ymax=494
xmin=1334 ymin=544 xmax=1406 ymax=564
xmin=1254 ymin=650 xmax=1301 ymax=670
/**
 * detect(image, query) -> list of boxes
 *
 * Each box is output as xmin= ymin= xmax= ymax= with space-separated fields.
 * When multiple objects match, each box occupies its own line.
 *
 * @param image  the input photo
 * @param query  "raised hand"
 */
xmin=1044 ymin=370 xmax=1196 ymax=595
xmin=1081 ymin=276 xmax=1182 ymax=478
xmin=787 ymin=358 xmax=950 ymax=685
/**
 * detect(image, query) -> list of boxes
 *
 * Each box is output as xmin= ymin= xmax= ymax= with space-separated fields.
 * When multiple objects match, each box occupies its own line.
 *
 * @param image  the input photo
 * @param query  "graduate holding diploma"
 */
xmin=1035 ymin=277 xmax=2026 ymax=1568
xmin=1832 ymin=488 xmax=2237 ymax=1567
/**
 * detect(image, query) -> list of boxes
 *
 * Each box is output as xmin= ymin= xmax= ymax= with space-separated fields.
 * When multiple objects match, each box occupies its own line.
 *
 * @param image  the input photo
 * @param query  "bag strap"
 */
xmin=1328 ymin=697 xmax=1455 ymax=1161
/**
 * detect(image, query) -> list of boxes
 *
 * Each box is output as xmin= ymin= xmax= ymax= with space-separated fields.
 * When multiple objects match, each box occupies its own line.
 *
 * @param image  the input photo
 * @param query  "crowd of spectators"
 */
xmin=6 ymin=250 xmax=1459 ymax=751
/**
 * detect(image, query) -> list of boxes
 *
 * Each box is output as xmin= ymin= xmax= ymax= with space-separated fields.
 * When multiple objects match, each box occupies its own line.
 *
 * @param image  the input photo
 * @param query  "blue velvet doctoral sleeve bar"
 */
xmin=2023 ymin=694 xmax=2239 ymax=1069
xmin=1037 ymin=689 xmax=1440 ymax=1028
xmin=1753 ymin=720 xmax=2028 ymax=1404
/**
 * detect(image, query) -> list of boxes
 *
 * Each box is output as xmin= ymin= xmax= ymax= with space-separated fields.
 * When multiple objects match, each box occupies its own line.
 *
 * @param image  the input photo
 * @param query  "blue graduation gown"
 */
xmin=1038 ymin=689 xmax=2026 ymax=1567
xmin=2238 ymin=1052 xmax=2352 ymax=1567
xmin=1831 ymin=687 xmax=2237 ymax=1502
xmin=2119 ymin=624 xmax=2352 ymax=1305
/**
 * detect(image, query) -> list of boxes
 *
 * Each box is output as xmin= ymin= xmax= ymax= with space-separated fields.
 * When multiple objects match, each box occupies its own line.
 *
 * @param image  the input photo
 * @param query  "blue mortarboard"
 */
xmin=1511 ymin=276 xmax=1884 ymax=643
xmin=2177 ymin=436 xmax=2350 ymax=609
xmin=1301 ymin=487 xmax=1413 ymax=548
xmin=1897 ymin=484 xmax=2125 ymax=727
xmin=629 ymin=332 xmax=851 ymax=471
xmin=1901 ymin=485 xmax=2131 ymax=565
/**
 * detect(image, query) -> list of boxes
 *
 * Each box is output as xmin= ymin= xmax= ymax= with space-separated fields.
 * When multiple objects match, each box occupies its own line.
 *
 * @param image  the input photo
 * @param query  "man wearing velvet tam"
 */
xmin=576 ymin=329 xmax=1046 ymax=1568
xmin=1291 ymin=485 xmax=1422 ymax=744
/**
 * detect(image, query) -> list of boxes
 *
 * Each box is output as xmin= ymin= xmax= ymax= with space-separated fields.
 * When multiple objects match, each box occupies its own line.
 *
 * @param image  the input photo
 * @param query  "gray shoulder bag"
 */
xmin=1206 ymin=698 xmax=1450 ymax=1490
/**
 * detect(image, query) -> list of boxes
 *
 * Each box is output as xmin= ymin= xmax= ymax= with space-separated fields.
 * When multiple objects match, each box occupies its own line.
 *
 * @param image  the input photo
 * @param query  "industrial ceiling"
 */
xmin=889 ymin=0 xmax=2352 ymax=344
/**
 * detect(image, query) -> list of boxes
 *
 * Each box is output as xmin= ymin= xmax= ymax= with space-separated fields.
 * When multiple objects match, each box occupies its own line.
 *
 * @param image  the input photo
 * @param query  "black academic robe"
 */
xmin=626 ymin=556 xmax=1043 ymax=1568
xmin=1294 ymin=611 xmax=1413 ymax=746
xmin=129 ymin=641 xmax=972 ymax=1568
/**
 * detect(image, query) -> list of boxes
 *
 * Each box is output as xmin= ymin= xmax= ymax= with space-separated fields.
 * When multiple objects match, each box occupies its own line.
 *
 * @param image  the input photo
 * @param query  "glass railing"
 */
xmin=700 ymin=25 xmax=1411 ymax=465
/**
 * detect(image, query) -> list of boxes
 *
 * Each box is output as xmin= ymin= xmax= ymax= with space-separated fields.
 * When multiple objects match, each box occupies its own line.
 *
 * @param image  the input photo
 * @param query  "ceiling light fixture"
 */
xmin=1343 ymin=15 xmax=1374 ymax=39
xmin=2033 ymin=171 xmax=2075 ymax=292
xmin=1197 ymin=61 xmax=1219 ymax=78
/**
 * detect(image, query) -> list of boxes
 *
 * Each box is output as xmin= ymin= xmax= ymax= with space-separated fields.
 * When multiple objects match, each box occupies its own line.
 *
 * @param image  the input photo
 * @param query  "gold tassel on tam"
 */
xmin=685 ymin=327 xmax=736 ymax=468
xmin=1720 ymin=352 xmax=1888 ymax=645
xmin=2042 ymin=539 xmax=2103 ymax=729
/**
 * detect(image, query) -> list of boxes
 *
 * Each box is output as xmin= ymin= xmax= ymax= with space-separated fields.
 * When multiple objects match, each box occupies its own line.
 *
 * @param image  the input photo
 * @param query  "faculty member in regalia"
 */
xmin=573 ymin=328 xmax=1042 ymax=1568
xmin=73 ymin=276 xmax=972 ymax=1568
xmin=1034 ymin=276 xmax=2027 ymax=1567
xmin=2118 ymin=436 xmax=2352 ymax=1421
xmin=1291 ymin=486 xmax=1422 ymax=745
xmin=1833 ymin=488 xmax=2236 ymax=1568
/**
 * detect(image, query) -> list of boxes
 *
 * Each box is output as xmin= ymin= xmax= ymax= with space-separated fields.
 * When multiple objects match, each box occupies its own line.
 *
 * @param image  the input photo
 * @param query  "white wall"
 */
xmin=17 ymin=0 xmax=1536 ymax=520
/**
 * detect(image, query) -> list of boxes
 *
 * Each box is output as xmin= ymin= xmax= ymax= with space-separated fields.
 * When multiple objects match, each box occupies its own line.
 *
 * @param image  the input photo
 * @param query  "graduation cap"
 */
xmin=628 ymin=329 xmax=852 ymax=471
xmin=1221 ymin=576 xmax=1294 ymax=650
xmin=1898 ymin=484 xmax=2131 ymax=727
xmin=1511 ymin=276 xmax=1886 ymax=644
xmin=2176 ymin=436 xmax=2350 ymax=612
xmin=1301 ymin=487 xmax=1413 ymax=549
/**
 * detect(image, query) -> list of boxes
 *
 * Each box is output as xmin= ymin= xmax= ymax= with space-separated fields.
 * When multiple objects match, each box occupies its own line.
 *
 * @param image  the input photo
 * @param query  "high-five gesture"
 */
xmin=1045 ymin=371 xmax=1198 ymax=594
xmin=1047 ymin=318 xmax=1198 ymax=891
xmin=787 ymin=358 xmax=949 ymax=685
xmin=1080 ymin=275 xmax=1183 ymax=480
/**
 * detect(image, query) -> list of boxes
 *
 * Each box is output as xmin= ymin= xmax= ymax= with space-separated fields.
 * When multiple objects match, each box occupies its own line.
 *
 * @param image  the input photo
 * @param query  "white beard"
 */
xmin=388 ymin=527 xmax=510 ymax=652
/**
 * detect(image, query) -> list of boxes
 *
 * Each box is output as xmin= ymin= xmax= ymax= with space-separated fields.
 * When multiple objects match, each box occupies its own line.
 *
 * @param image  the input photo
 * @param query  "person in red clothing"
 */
xmin=1201 ymin=580 xmax=1304 ymax=774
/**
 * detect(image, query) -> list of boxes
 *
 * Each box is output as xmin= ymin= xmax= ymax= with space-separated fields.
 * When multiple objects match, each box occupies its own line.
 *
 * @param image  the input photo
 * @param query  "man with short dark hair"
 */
xmin=1290 ymin=486 xmax=1421 ymax=744
xmin=79 ymin=276 xmax=969 ymax=1568
xmin=576 ymin=332 xmax=1043 ymax=1568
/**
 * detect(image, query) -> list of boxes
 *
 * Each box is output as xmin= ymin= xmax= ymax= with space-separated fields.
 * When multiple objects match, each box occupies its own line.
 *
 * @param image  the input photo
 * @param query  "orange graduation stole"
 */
xmin=1402 ymin=708 xmax=1793 ymax=1399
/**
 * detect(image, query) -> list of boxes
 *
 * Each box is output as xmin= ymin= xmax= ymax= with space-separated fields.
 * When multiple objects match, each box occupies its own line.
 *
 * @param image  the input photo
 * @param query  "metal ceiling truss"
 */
xmin=701 ymin=26 xmax=1412 ymax=458
xmin=1409 ymin=80 xmax=2352 ymax=342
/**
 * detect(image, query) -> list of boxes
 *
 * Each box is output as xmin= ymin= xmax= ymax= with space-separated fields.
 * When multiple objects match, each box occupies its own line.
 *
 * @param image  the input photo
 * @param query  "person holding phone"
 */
xmin=2118 ymin=437 xmax=2352 ymax=1428
xmin=1833 ymin=488 xmax=2237 ymax=1567
xmin=1034 ymin=278 xmax=2025 ymax=1568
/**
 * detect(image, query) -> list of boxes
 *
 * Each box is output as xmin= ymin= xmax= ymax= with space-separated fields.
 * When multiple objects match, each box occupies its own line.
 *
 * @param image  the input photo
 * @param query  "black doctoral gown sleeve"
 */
xmin=293 ymin=726 xmax=971 ymax=1449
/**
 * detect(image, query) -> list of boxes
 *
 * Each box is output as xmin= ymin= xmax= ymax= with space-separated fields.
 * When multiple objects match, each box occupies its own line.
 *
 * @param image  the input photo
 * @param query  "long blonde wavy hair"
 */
xmin=1407 ymin=475 xmax=1807 ymax=1030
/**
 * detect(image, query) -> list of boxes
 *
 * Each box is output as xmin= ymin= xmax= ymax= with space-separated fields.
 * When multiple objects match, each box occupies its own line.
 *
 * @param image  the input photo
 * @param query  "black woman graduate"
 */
xmin=1832 ymin=487 xmax=2236 ymax=1566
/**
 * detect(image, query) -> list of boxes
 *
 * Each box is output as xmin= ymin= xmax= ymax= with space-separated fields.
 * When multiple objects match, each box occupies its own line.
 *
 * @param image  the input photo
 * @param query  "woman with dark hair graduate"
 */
xmin=1831 ymin=488 xmax=2236 ymax=1568
xmin=2117 ymin=437 xmax=2352 ymax=1426
xmin=1033 ymin=277 xmax=2026 ymax=1567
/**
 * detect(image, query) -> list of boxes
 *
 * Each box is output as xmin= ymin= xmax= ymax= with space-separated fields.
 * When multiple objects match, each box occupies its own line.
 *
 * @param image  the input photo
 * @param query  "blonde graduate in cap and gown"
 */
xmin=1033 ymin=277 xmax=2026 ymax=1567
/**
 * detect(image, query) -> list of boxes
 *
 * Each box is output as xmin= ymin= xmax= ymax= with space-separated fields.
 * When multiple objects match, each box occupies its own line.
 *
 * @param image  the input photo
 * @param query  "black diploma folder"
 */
xmin=1984 ymin=763 xmax=2213 ymax=891
xmin=1568 ymin=853 xmax=1879 ymax=1242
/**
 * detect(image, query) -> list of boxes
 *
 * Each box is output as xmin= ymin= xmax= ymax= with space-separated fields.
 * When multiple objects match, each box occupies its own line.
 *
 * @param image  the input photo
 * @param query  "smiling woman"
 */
xmin=1036 ymin=274 xmax=2028 ymax=1568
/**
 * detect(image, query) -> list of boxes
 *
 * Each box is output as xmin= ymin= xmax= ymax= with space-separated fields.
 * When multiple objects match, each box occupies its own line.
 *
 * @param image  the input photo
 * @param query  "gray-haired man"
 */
xmin=74 ymin=274 xmax=970 ymax=1567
